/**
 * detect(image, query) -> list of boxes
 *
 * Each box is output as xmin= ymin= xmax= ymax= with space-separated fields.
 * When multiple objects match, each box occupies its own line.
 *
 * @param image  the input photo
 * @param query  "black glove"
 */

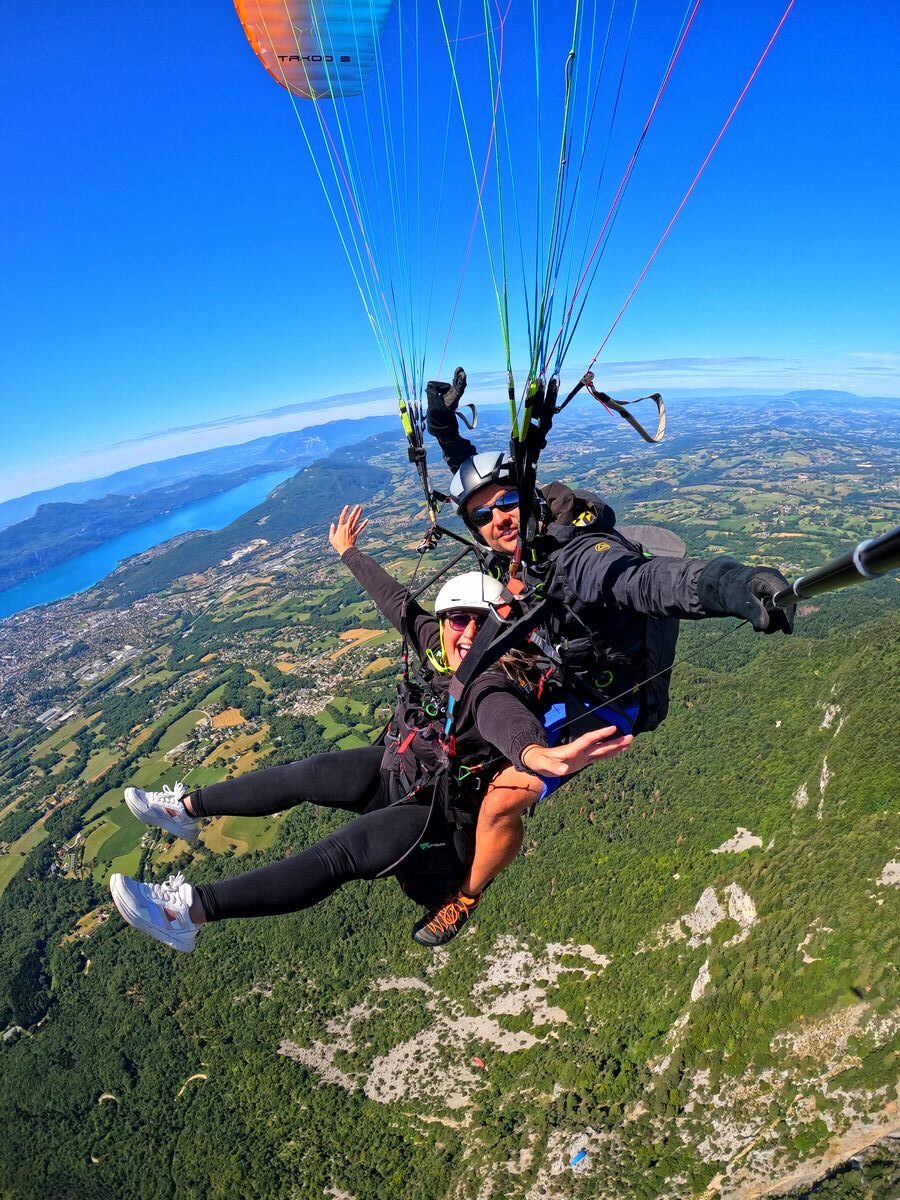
xmin=426 ymin=367 xmax=476 ymax=471
xmin=698 ymin=558 xmax=795 ymax=634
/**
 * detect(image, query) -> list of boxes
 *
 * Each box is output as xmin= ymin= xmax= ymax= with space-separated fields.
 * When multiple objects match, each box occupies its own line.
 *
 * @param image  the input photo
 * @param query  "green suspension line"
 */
xmin=435 ymin=0 xmax=516 ymax=432
xmin=529 ymin=0 xmax=583 ymax=384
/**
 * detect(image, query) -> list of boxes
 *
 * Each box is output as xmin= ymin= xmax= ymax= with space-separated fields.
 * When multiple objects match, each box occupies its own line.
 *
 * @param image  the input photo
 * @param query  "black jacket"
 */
xmin=520 ymin=482 xmax=712 ymax=727
xmin=538 ymin=482 xmax=707 ymax=621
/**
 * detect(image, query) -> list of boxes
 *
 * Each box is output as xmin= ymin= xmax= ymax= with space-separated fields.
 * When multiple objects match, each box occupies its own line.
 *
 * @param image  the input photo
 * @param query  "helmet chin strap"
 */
xmin=425 ymin=642 xmax=452 ymax=676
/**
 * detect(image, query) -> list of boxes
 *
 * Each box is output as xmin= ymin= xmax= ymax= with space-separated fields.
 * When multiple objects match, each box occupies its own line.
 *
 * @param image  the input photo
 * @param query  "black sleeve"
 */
xmin=467 ymin=676 xmax=548 ymax=770
xmin=339 ymin=545 xmax=438 ymax=658
xmin=426 ymin=406 xmax=478 ymax=474
xmin=557 ymin=533 xmax=711 ymax=619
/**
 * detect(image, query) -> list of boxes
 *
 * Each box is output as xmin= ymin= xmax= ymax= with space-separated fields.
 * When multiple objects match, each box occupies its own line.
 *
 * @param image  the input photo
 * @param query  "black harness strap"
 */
xmin=581 ymin=373 xmax=666 ymax=444
xmin=444 ymin=596 xmax=551 ymax=731
xmin=406 ymin=544 xmax=475 ymax=600
xmin=554 ymin=371 xmax=666 ymax=444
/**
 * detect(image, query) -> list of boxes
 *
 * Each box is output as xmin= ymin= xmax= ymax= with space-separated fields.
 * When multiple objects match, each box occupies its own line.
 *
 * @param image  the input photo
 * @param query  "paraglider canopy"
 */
xmin=234 ymin=0 xmax=393 ymax=99
xmin=230 ymin=0 xmax=798 ymax=525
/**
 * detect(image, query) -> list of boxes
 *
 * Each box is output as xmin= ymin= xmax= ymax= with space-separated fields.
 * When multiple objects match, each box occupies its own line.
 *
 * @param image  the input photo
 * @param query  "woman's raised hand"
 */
xmin=329 ymin=504 xmax=370 ymax=556
xmin=519 ymin=726 xmax=633 ymax=778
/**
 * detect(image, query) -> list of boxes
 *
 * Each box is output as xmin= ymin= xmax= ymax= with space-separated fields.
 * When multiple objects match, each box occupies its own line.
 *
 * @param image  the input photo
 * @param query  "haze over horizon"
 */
xmin=3 ymin=382 xmax=898 ymax=510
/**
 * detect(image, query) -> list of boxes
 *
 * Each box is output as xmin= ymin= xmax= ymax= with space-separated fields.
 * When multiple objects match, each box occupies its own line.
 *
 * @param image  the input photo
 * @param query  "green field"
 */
xmin=83 ymin=787 xmax=121 ymax=822
xmin=82 ymin=818 xmax=116 ymax=863
xmin=83 ymin=806 xmax=144 ymax=868
xmin=100 ymin=809 xmax=144 ymax=859
xmin=30 ymin=713 xmax=93 ymax=758
xmin=336 ymin=733 xmax=370 ymax=750
xmin=316 ymin=714 xmax=350 ymax=741
xmin=108 ymin=845 xmax=142 ymax=879
xmin=325 ymin=697 xmax=376 ymax=748
xmin=247 ymin=669 xmax=272 ymax=695
xmin=81 ymin=746 xmax=119 ymax=782
xmin=0 ymin=853 xmax=27 ymax=895
xmin=233 ymin=596 xmax=307 ymax=622
xmin=16 ymin=821 xmax=49 ymax=855
xmin=50 ymin=742 xmax=78 ymax=774
xmin=331 ymin=698 xmax=368 ymax=717
xmin=366 ymin=630 xmax=400 ymax=651
xmin=128 ymin=758 xmax=184 ymax=791
xmin=130 ymin=669 xmax=177 ymax=691
xmin=322 ymin=600 xmax=373 ymax=627
xmin=157 ymin=709 xmax=207 ymax=753
xmin=218 ymin=814 xmax=282 ymax=854
xmin=94 ymin=844 xmax=143 ymax=886
xmin=182 ymin=765 xmax=228 ymax=790
xmin=0 ymin=794 xmax=24 ymax=823
xmin=0 ymin=821 xmax=50 ymax=896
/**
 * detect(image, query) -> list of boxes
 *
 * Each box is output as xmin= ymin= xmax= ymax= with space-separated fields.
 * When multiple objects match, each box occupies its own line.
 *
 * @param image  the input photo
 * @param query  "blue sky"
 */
xmin=2 ymin=1 xmax=898 ymax=503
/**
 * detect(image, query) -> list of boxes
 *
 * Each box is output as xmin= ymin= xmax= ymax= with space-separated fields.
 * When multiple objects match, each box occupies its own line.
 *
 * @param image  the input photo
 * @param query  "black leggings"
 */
xmin=192 ymin=746 xmax=443 ymax=922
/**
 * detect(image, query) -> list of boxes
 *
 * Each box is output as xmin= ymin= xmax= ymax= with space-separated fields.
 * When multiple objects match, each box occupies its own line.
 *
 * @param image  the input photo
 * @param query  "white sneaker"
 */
xmin=109 ymin=871 xmax=200 ymax=953
xmin=124 ymin=781 xmax=200 ymax=842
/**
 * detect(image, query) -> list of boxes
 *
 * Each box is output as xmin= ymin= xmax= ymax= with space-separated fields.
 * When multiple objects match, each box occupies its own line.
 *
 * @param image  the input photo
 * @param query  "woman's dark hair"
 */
xmin=498 ymin=645 xmax=545 ymax=693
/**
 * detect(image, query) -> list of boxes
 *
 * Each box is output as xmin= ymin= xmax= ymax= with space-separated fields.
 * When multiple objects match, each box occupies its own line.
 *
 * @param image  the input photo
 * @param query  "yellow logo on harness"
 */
xmin=594 ymin=541 xmax=610 ymax=553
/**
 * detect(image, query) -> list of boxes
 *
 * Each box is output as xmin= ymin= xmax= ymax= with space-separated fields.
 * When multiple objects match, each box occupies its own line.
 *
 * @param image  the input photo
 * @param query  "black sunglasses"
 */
xmin=443 ymin=611 xmax=487 ymax=632
xmin=468 ymin=488 xmax=520 ymax=529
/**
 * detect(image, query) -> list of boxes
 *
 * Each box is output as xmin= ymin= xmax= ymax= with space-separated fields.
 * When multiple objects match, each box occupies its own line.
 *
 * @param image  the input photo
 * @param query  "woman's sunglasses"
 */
xmin=468 ymin=488 xmax=520 ymax=529
xmin=442 ymin=611 xmax=487 ymax=632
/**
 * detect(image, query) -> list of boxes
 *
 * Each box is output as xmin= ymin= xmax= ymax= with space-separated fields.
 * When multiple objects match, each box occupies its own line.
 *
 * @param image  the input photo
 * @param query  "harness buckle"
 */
xmin=416 ymin=524 xmax=442 ymax=555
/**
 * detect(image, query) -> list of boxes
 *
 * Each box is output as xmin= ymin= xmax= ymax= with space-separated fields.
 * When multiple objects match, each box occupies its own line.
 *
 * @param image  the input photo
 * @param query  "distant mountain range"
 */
xmin=0 ymin=414 xmax=398 ymax=532
xmin=2 ymin=390 xmax=896 ymax=595
xmin=6 ymin=391 xmax=899 ymax=534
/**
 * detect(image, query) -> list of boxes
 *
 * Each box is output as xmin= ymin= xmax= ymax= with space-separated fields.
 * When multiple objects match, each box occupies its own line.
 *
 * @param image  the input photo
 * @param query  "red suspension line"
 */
xmin=541 ymin=0 xmax=703 ymax=376
xmin=438 ymin=0 xmax=512 ymax=376
xmin=585 ymin=0 xmax=796 ymax=373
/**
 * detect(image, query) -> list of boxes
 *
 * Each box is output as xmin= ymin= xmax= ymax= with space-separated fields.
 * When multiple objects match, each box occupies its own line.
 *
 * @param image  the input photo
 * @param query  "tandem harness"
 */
xmin=418 ymin=481 xmax=685 ymax=758
xmin=374 ymin=672 xmax=487 ymax=886
xmin=527 ymin=490 xmax=687 ymax=738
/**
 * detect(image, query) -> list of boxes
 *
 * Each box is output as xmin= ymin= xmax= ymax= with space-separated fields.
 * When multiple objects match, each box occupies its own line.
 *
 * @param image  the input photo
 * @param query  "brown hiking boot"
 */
xmin=412 ymin=890 xmax=481 ymax=946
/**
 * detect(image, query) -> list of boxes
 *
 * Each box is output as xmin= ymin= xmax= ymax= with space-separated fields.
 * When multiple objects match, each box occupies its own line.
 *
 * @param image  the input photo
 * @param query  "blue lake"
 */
xmin=0 ymin=469 xmax=294 ymax=621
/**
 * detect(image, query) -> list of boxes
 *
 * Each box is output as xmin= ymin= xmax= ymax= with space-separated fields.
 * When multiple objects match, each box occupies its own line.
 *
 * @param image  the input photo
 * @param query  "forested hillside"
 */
xmin=106 ymin=455 xmax=390 ymax=603
xmin=0 ymin=396 xmax=897 ymax=1199
xmin=1 ymin=607 xmax=897 ymax=1200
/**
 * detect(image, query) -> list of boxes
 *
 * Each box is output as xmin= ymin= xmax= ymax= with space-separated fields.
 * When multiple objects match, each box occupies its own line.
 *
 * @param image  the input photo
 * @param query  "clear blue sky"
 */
xmin=2 ymin=1 xmax=898 ymax=503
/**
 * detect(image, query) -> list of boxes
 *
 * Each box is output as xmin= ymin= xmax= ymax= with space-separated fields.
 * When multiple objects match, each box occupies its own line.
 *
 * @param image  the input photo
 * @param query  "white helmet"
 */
xmin=434 ymin=571 xmax=504 ymax=616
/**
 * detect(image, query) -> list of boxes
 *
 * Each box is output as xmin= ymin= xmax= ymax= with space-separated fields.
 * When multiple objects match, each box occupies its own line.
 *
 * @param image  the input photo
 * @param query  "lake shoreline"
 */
xmin=0 ymin=468 xmax=294 ymax=621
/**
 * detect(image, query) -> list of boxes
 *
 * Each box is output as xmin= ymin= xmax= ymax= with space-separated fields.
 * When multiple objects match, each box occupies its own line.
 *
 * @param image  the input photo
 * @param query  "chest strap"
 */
xmin=444 ymin=597 xmax=550 ymax=733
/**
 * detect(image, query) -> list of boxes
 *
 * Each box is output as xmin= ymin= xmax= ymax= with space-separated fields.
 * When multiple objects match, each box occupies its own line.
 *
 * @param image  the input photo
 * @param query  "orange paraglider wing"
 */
xmin=234 ymin=0 xmax=394 ymax=99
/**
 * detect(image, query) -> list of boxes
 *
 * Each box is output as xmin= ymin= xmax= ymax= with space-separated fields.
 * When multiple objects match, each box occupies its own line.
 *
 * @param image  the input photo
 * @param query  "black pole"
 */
xmin=770 ymin=525 xmax=900 ymax=610
xmin=407 ymin=544 xmax=476 ymax=603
